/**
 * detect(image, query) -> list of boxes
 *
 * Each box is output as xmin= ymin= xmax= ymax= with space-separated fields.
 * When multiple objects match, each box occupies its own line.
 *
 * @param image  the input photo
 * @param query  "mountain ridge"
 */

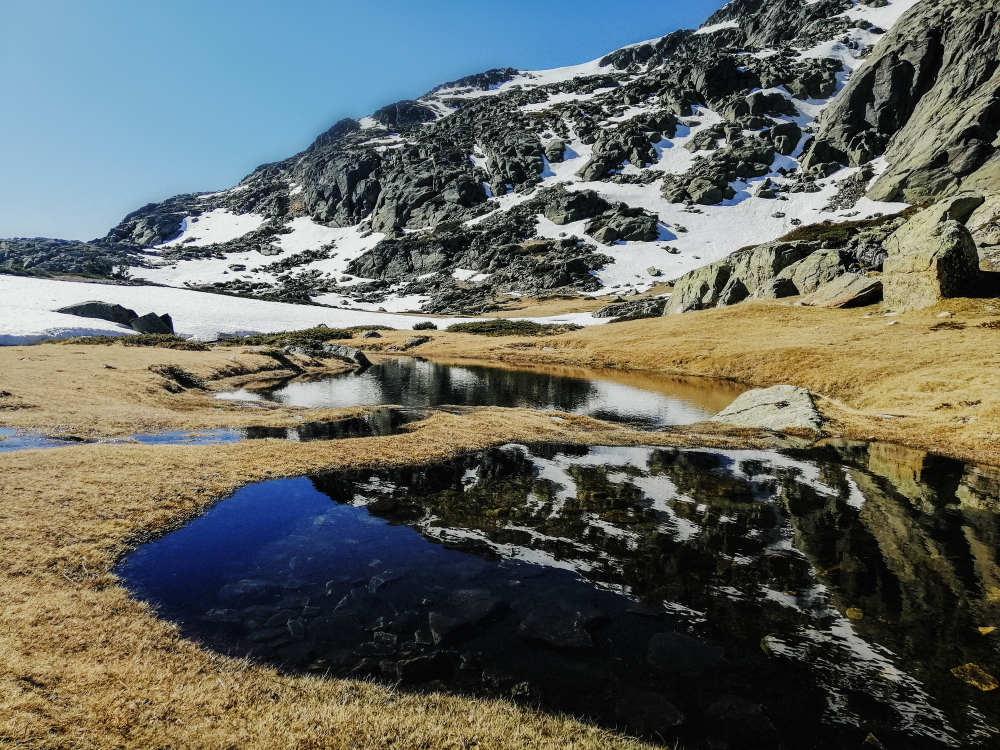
xmin=3 ymin=0 xmax=996 ymax=316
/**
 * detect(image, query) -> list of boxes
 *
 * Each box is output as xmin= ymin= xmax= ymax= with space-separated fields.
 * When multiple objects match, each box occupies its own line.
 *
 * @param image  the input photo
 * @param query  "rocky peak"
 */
xmin=807 ymin=0 xmax=1000 ymax=201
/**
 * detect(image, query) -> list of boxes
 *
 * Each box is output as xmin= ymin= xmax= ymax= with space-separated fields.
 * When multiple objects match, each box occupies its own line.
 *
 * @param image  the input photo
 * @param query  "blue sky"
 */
xmin=0 ymin=0 xmax=727 ymax=240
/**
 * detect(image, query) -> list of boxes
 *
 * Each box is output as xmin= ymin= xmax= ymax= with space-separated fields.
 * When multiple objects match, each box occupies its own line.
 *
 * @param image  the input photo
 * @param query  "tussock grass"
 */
xmin=55 ymin=333 xmax=209 ymax=350
xmin=446 ymin=319 xmax=583 ymax=337
xmin=217 ymin=326 xmax=396 ymax=347
xmin=777 ymin=204 xmax=927 ymax=245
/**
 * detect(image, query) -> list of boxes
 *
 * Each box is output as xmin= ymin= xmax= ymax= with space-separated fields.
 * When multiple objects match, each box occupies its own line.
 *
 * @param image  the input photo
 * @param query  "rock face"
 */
xmin=663 ymin=240 xmax=814 ymax=314
xmin=807 ymin=0 xmax=1000 ymax=202
xmin=882 ymin=196 xmax=985 ymax=310
xmin=0 ymin=238 xmax=136 ymax=277
xmin=7 ymin=0 xmax=992 ymax=319
xmin=709 ymin=385 xmax=823 ymax=432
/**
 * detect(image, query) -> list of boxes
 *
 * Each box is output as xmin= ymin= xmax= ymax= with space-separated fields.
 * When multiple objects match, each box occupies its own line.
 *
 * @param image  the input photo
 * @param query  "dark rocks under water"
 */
xmin=119 ymin=441 xmax=1000 ymax=749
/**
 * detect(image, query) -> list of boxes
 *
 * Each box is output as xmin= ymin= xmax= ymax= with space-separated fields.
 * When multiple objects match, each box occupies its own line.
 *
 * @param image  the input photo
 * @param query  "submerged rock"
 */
xmin=516 ymin=599 xmax=604 ymax=651
xmin=709 ymin=385 xmax=823 ymax=432
xmin=647 ymin=632 xmax=729 ymax=676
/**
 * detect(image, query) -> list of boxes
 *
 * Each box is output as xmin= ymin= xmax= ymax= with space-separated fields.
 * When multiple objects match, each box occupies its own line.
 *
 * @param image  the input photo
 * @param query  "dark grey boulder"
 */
xmin=55 ymin=300 xmax=138 ymax=326
xmin=130 ymin=312 xmax=174 ymax=335
xmin=543 ymin=189 xmax=608 ymax=226
xmin=318 ymin=344 xmax=372 ymax=368
xmin=593 ymin=298 xmax=666 ymax=319
xmin=544 ymin=139 xmax=567 ymax=164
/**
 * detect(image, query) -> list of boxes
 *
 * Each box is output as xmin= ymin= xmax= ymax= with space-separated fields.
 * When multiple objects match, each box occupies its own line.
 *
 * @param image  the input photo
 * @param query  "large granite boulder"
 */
xmin=882 ymin=198 xmax=984 ymax=310
xmin=776 ymin=248 xmax=852 ymax=295
xmin=710 ymin=385 xmax=823 ymax=432
xmin=967 ymin=193 xmax=1000 ymax=269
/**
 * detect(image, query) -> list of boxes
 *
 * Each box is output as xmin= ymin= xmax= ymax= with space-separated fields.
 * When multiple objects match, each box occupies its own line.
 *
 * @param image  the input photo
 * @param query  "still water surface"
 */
xmin=120 ymin=441 xmax=1000 ymax=749
xmin=219 ymin=357 xmax=748 ymax=425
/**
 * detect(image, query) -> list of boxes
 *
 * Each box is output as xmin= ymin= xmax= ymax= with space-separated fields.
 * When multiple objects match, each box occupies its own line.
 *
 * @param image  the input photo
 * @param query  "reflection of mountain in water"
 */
xmin=311 ymin=443 xmax=1000 ymax=747
xmin=246 ymin=358 xmax=725 ymax=425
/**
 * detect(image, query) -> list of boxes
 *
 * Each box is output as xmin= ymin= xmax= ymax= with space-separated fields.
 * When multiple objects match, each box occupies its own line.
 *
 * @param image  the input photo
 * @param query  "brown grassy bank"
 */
xmin=0 ymin=409 xmax=779 ymax=750
xmin=353 ymin=297 xmax=1000 ymax=466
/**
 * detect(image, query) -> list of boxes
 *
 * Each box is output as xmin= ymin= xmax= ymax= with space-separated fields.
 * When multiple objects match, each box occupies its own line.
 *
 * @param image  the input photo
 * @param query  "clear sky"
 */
xmin=0 ymin=0 xmax=727 ymax=241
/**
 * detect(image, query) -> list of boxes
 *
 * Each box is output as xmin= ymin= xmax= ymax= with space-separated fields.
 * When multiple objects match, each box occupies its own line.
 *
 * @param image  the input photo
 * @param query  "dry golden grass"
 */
xmin=2 ymin=294 xmax=1000 ymax=748
xmin=357 ymin=297 xmax=1000 ymax=465
xmin=0 ymin=345 xmax=361 ymax=436
xmin=0 ymin=409 xmax=774 ymax=750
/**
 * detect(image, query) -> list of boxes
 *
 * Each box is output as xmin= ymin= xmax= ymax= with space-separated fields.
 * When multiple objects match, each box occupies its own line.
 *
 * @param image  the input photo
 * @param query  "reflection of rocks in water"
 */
xmin=121 ymin=443 xmax=1000 ymax=749
xmin=241 ymin=408 xmax=426 ymax=442
xmin=238 ymin=357 xmax=728 ymax=425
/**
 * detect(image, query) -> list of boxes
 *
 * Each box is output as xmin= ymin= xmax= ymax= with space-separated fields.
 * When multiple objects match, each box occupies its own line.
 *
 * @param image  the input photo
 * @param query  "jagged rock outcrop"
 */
xmin=807 ymin=0 xmax=1000 ymax=201
xmin=663 ymin=240 xmax=815 ymax=314
xmin=0 ymin=238 xmax=136 ymax=277
xmin=55 ymin=300 xmax=175 ymax=334
xmin=55 ymin=301 xmax=139 ymax=326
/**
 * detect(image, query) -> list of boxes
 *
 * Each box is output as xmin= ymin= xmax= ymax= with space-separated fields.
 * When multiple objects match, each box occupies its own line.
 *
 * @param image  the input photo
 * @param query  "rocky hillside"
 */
xmin=2 ymin=0 xmax=996 ymax=315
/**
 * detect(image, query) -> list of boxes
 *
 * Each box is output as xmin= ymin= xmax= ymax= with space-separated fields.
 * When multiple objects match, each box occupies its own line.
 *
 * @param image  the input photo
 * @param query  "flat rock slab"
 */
xmin=799 ymin=273 xmax=882 ymax=309
xmin=709 ymin=385 xmax=823 ymax=432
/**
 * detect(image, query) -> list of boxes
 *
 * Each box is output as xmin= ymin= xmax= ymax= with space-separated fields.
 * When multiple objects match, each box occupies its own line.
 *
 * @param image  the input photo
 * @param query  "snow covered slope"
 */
xmin=0 ymin=276 xmax=603 ymax=345
xmin=2 ymin=0 xmax=936 ymax=329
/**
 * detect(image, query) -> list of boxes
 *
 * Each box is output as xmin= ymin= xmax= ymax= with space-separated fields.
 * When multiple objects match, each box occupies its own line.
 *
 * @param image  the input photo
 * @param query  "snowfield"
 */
xmin=0 ymin=276 xmax=606 ymax=345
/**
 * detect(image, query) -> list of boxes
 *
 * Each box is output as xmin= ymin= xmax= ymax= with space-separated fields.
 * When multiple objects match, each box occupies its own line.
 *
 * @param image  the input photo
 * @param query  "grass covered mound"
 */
xmin=215 ymin=325 xmax=395 ymax=347
xmin=777 ymin=205 xmax=928 ymax=246
xmin=446 ymin=319 xmax=583 ymax=337
xmin=55 ymin=334 xmax=208 ymax=351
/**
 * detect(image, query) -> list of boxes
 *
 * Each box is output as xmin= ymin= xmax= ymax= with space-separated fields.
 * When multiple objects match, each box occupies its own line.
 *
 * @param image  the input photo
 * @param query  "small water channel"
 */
xmin=120 ymin=441 xmax=1000 ymax=749
xmin=0 ymin=409 xmax=427 ymax=452
xmin=219 ymin=357 xmax=748 ymax=426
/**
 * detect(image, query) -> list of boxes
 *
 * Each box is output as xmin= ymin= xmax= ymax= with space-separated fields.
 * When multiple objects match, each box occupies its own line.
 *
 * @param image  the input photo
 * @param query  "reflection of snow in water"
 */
xmin=233 ymin=358 xmax=724 ymax=425
xmin=350 ymin=443 xmax=969 ymax=745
